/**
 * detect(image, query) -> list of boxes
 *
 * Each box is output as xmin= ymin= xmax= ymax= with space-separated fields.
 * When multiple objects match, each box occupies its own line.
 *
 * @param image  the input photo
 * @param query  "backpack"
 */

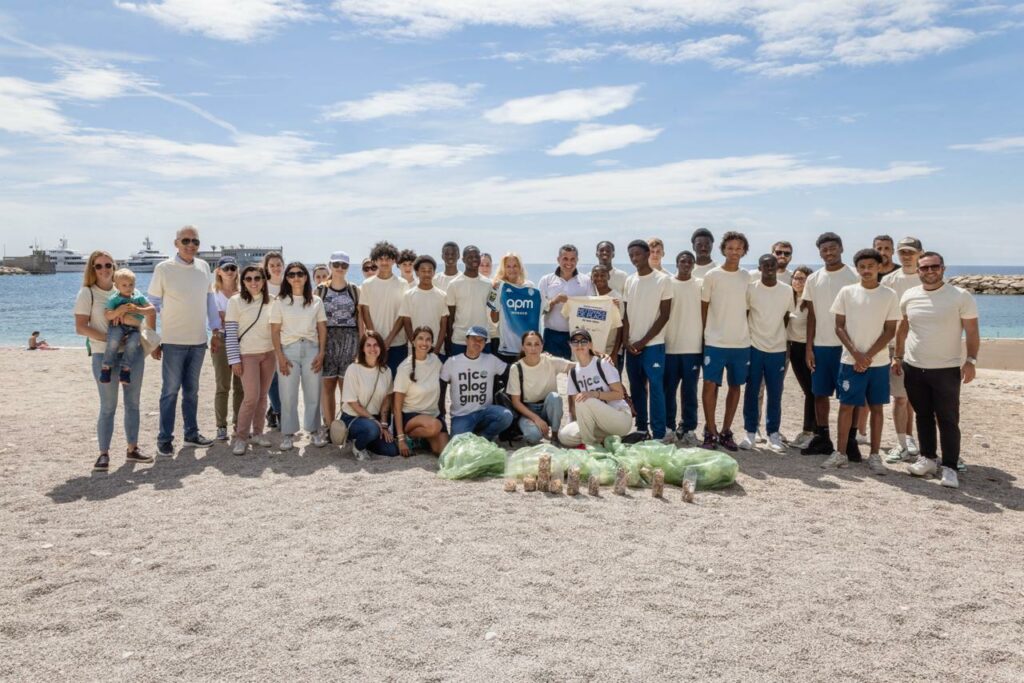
xmin=494 ymin=361 xmax=525 ymax=444
xmin=316 ymin=282 xmax=359 ymax=309
xmin=569 ymin=357 xmax=636 ymax=418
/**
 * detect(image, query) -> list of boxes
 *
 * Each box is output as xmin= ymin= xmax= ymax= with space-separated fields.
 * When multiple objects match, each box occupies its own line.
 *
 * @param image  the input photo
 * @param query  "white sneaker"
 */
xmin=677 ymin=430 xmax=699 ymax=446
xmin=231 ymin=438 xmax=247 ymax=456
xmin=738 ymin=432 xmax=756 ymax=450
xmin=940 ymin=466 xmax=959 ymax=489
xmin=354 ymin=447 xmax=371 ymax=461
xmin=312 ymin=430 xmax=327 ymax=448
xmin=251 ymin=434 xmax=271 ymax=448
xmin=280 ymin=435 xmax=294 ymax=451
xmin=659 ymin=432 xmax=676 ymax=445
xmin=907 ymin=436 xmax=920 ymax=456
xmin=867 ymin=453 xmax=888 ymax=476
xmin=908 ymin=457 xmax=938 ymax=478
xmin=767 ymin=432 xmax=786 ymax=453
xmin=791 ymin=431 xmax=814 ymax=449
xmin=755 ymin=431 xmax=767 ymax=444
xmin=856 ymin=431 xmax=869 ymax=445
xmin=885 ymin=445 xmax=910 ymax=464
xmin=821 ymin=451 xmax=849 ymax=469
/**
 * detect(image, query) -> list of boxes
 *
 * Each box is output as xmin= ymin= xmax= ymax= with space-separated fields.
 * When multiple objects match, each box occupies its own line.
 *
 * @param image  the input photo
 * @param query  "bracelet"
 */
xmin=397 ymin=433 xmax=405 ymax=438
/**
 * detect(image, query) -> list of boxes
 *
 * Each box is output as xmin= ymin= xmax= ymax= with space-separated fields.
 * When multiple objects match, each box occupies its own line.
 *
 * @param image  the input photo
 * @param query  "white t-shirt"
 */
xmin=567 ymin=358 xmax=630 ymax=413
xmin=399 ymin=286 xmax=448 ymax=345
xmin=433 ymin=271 xmax=459 ymax=292
xmin=882 ymin=268 xmax=922 ymax=302
xmin=445 ymin=274 xmax=493 ymax=344
xmin=665 ymin=277 xmax=703 ymax=355
xmin=359 ymin=275 xmax=407 ymax=347
xmin=830 ymin=284 xmax=901 ymax=367
xmin=341 ymin=363 xmax=393 ymax=417
xmin=746 ymin=280 xmax=794 ymax=353
xmin=802 ymin=265 xmax=859 ymax=347
xmin=539 ymin=271 xmax=591 ymax=332
xmin=74 ymin=284 xmax=116 ymax=353
xmin=508 ymin=354 xmax=573 ymax=404
xmin=561 ymin=296 xmax=622 ymax=355
xmin=787 ymin=302 xmax=809 ymax=343
xmin=393 ymin=353 xmax=442 ymax=416
xmin=693 ymin=261 xmax=718 ymax=279
xmin=214 ymin=290 xmax=231 ymax=313
xmin=902 ymin=284 xmax=979 ymax=369
xmin=269 ymin=295 xmax=326 ymax=346
xmin=225 ymin=295 xmax=273 ymax=355
xmin=748 ymin=268 xmax=794 ymax=285
xmin=440 ymin=353 xmax=507 ymax=417
xmin=623 ymin=270 xmax=672 ymax=345
xmin=148 ymin=257 xmax=212 ymax=345
xmin=608 ymin=267 xmax=629 ymax=293
xmin=700 ymin=267 xmax=751 ymax=349
xmin=267 ymin=280 xmax=282 ymax=298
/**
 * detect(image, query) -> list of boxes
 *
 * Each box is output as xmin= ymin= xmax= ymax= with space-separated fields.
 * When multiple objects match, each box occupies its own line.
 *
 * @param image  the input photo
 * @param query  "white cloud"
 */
xmin=547 ymin=123 xmax=662 ymax=156
xmin=611 ymin=34 xmax=747 ymax=65
xmin=949 ymin=135 xmax=1024 ymax=152
xmin=485 ymin=85 xmax=640 ymax=125
xmin=50 ymin=66 xmax=153 ymax=100
xmin=323 ymin=82 xmax=481 ymax=121
xmin=116 ymin=0 xmax=316 ymax=41
xmin=833 ymin=26 xmax=975 ymax=65
xmin=0 ymin=77 xmax=72 ymax=135
xmin=545 ymin=47 xmax=605 ymax=63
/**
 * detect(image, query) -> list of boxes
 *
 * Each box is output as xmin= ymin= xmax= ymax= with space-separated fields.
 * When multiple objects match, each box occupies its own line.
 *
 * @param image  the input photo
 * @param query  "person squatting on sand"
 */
xmin=558 ymin=328 xmax=633 ymax=447
xmin=393 ymin=326 xmax=449 ymax=456
xmin=507 ymin=330 xmax=572 ymax=445
xmin=340 ymin=331 xmax=398 ymax=460
xmin=441 ymin=325 xmax=513 ymax=440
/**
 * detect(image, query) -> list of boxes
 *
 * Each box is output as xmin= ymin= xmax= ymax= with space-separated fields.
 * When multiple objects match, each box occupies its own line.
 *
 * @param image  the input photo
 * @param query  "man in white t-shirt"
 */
xmin=691 ymin=227 xmax=718 ymax=278
xmin=595 ymin=241 xmax=629 ymax=292
xmin=700 ymin=231 xmax=752 ymax=452
xmin=585 ymin=264 xmax=624 ymax=362
xmin=881 ymin=236 xmax=923 ymax=463
xmin=359 ymin=241 xmax=408 ymax=376
xmin=741 ymin=254 xmax=794 ymax=452
xmin=433 ymin=241 xmax=461 ymax=293
xmin=399 ymin=255 xmax=448 ymax=356
xmin=623 ymin=239 xmax=672 ymax=440
xmin=445 ymin=245 xmax=493 ymax=356
xmin=664 ymin=251 xmax=703 ymax=444
xmin=538 ymin=244 xmax=591 ymax=359
xmin=897 ymin=251 xmax=979 ymax=488
xmin=440 ymin=326 xmax=512 ymax=441
xmin=824 ymin=248 xmax=901 ymax=472
xmin=799 ymin=232 xmax=860 ymax=459
xmin=148 ymin=225 xmax=221 ymax=455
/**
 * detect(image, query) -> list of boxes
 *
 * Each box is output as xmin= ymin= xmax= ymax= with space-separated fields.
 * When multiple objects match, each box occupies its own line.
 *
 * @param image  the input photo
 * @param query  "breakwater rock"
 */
xmin=949 ymin=275 xmax=1024 ymax=295
xmin=0 ymin=266 xmax=28 ymax=276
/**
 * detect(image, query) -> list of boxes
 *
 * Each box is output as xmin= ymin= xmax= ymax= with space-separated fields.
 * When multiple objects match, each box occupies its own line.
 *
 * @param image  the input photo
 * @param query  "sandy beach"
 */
xmin=2 ymin=348 xmax=1023 ymax=681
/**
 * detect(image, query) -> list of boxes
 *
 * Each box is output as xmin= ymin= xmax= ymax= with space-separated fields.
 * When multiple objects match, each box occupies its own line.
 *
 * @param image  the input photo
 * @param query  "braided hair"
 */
xmin=409 ymin=326 xmax=435 ymax=382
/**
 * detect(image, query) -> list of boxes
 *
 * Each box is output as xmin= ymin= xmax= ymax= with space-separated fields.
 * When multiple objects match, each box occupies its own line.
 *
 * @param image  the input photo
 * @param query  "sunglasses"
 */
xmin=221 ymin=265 xmax=237 ymax=272
xmin=286 ymin=271 xmax=307 ymax=279
xmin=774 ymin=250 xmax=792 ymax=256
xmin=93 ymin=262 xmax=114 ymax=270
xmin=331 ymin=262 xmax=349 ymax=269
xmin=363 ymin=265 xmax=378 ymax=272
xmin=918 ymin=264 xmax=942 ymax=272
xmin=179 ymin=238 xmax=200 ymax=246
xmin=243 ymin=275 xmax=264 ymax=283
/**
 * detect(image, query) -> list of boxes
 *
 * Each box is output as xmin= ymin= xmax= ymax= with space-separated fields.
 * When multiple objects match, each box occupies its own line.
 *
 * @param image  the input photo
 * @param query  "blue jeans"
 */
xmin=665 ymin=352 xmax=702 ymax=433
xmin=158 ymin=343 xmax=206 ymax=445
xmin=743 ymin=348 xmax=787 ymax=434
xmin=279 ymin=340 xmax=322 ymax=435
xmin=542 ymin=328 xmax=571 ymax=359
xmin=386 ymin=344 xmax=408 ymax=378
xmin=341 ymin=414 xmax=399 ymax=456
xmin=92 ymin=351 xmax=145 ymax=453
xmin=625 ymin=343 xmax=667 ymax=438
xmin=102 ymin=324 xmax=142 ymax=371
xmin=450 ymin=405 xmax=514 ymax=441
xmin=519 ymin=392 xmax=563 ymax=444
xmin=268 ymin=372 xmax=281 ymax=414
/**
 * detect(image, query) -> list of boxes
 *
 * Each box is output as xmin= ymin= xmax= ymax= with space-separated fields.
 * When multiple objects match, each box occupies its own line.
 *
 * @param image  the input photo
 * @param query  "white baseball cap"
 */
xmin=329 ymin=251 xmax=351 ymax=265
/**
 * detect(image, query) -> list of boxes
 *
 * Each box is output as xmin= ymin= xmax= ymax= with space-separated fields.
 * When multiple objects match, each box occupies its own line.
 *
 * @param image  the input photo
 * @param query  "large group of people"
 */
xmin=74 ymin=225 xmax=980 ymax=489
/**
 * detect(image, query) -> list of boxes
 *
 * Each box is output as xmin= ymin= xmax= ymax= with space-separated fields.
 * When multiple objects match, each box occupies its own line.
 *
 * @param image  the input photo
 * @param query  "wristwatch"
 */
xmin=965 ymin=356 xmax=977 ymax=365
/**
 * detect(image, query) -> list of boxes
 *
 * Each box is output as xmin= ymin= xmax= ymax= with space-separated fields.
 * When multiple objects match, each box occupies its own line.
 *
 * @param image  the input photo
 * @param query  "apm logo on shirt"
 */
xmin=456 ymin=369 xmax=490 ymax=407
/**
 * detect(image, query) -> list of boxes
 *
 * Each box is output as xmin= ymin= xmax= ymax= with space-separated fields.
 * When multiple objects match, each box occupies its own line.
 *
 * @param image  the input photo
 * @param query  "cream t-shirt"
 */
xmin=393 ymin=354 xmax=442 ymax=416
xmin=608 ymin=267 xmax=629 ymax=293
xmin=445 ymin=274 xmax=493 ymax=344
xmin=882 ymin=268 xmax=922 ymax=302
xmin=508 ymin=354 xmax=573 ymax=403
xmin=269 ymin=295 xmax=326 ymax=346
xmin=74 ymin=284 xmax=116 ymax=353
xmin=360 ymin=275 xmax=407 ymax=347
xmin=700 ymin=267 xmax=751 ymax=349
xmin=341 ymin=363 xmax=393 ymax=417
xmin=623 ymin=270 xmax=672 ymax=345
xmin=433 ymin=271 xmax=458 ymax=292
xmin=148 ymin=257 xmax=212 ymax=345
xmin=665 ymin=277 xmax=703 ymax=355
xmin=399 ymin=286 xmax=448 ymax=344
xmin=746 ymin=280 xmax=794 ymax=353
xmin=902 ymin=284 xmax=979 ymax=369
xmin=693 ymin=261 xmax=718 ymax=279
xmin=225 ymin=295 xmax=273 ymax=355
xmin=787 ymin=302 xmax=809 ymax=343
xmin=830 ymin=284 xmax=901 ymax=367
xmin=801 ymin=265 xmax=859 ymax=347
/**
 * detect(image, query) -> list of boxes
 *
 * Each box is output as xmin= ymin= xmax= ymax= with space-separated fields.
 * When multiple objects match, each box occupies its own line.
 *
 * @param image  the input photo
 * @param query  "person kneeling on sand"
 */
xmin=340 ymin=331 xmax=399 ymax=460
xmin=393 ymin=326 xmax=449 ymax=456
xmin=558 ymin=329 xmax=632 ymax=447
xmin=507 ymin=330 xmax=572 ymax=445
xmin=440 ymin=326 xmax=512 ymax=440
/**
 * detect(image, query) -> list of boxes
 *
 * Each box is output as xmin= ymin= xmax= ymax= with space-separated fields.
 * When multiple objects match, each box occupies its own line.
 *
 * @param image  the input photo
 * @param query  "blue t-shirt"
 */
xmin=107 ymin=289 xmax=149 ymax=323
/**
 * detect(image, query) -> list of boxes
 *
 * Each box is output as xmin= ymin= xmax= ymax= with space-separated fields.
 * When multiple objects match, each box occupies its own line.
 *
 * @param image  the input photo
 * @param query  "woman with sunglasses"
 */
xmin=270 ymin=262 xmax=328 ymax=451
xmin=786 ymin=265 xmax=817 ymax=449
xmin=361 ymin=258 xmax=378 ymax=278
xmin=340 ymin=331 xmax=399 ymax=459
xmin=74 ymin=251 xmax=152 ymax=471
xmin=225 ymin=264 xmax=276 ymax=455
xmin=262 ymin=251 xmax=285 ymax=430
xmin=211 ymin=256 xmax=244 ymax=441
xmin=317 ymin=251 xmax=361 ymax=429
xmin=557 ymin=328 xmax=633 ymax=447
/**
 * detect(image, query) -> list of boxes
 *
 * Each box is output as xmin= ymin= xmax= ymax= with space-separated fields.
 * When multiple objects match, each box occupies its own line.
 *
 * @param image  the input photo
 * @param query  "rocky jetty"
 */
xmin=949 ymin=275 xmax=1024 ymax=295
xmin=0 ymin=266 xmax=28 ymax=275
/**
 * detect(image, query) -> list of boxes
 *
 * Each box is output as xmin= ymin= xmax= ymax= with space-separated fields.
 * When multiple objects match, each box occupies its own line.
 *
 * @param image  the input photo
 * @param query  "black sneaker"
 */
xmin=93 ymin=454 xmax=110 ymax=472
xmin=266 ymin=409 xmax=280 ymax=431
xmin=846 ymin=430 xmax=863 ymax=462
xmin=157 ymin=442 xmax=174 ymax=456
xmin=119 ymin=367 xmax=131 ymax=385
xmin=800 ymin=433 xmax=834 ymax=455
xmin=184 ymin=434 xmax=214 ymax=447
xmin=99 ymin=366 xmax=112 ymax=383
xmin=719 ymin=429 xmax=739 ymax=452
xmin=126 ymin=448 xmax=154 ymax=464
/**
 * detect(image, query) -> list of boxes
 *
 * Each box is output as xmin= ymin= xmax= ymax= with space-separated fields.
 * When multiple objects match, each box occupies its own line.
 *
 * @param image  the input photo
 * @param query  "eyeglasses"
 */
xmin=243 ymin=275 xmax=264 ymax=283
xmin=221 ymin=265 xmax=237 ymax=272
xmin=363 ymin=265 xmax=378 ymax=272
xmin=179 ymin=238 xmax=200 ymax=246
xmin=286 ymin=271 xmax=306 ymax=279
xmin=93 ymin=262 xmax=114 ymax=270
xmin=774 ymin=250 xmax=792 ymax=256
xmin=570 ymin=339 xmax=589 ymax=346
xmin=331 ymin=262 xmax=349 ymax=269
xmin=918 ymin=264 xmax=942 ymax=272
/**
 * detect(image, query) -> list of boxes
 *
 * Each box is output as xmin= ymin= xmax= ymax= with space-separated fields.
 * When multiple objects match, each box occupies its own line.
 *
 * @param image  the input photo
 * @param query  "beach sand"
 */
xmin=2 ymin=348 xmax=1023 ymax=681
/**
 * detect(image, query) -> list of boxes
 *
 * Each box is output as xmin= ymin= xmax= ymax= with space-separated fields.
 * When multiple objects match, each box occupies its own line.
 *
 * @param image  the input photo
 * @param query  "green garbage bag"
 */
xmin=437 ymin=433 xmax=508 ymax=480
xmin=504 ymin=444 xmax=572 ymax=480
xmin=603 ymin=435 xmax=625 ymax=456
xmin=628 ymin=441 xmax=739 ymax=490
xmin=610 ymin=451 xmax=647 ymax=487
xmin=586 ymin=455 xmax=619 ymax=486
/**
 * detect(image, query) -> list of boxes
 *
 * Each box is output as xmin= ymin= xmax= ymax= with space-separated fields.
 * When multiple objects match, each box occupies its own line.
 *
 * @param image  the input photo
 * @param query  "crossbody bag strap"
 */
xmin=237 ymin=300 xmax=265 ymax=342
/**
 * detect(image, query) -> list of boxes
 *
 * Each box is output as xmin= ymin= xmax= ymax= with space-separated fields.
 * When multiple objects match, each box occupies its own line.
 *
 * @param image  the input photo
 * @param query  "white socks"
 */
xmin=896 ymin=433 xmax=908 ymax=448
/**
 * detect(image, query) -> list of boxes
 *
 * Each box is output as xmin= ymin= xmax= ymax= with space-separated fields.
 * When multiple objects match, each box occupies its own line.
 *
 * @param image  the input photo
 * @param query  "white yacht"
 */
xmin=125 ymin=237 xmax=169 ymax=273
xmin=45 ymin=237 xmax=88 ymax=272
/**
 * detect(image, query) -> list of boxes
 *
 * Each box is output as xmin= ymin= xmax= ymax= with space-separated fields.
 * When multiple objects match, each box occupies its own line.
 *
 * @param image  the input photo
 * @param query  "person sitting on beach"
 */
xmin=393 ymin=326 xmax=448 ymax=456
xmin=441 ymin=325 xmax=513 ymax=441
xmin=101 ymin=268 xmax=154 ymax=385
xmin=340 ymin=331 xmax=399 ymax=460
xmin=507 ymin=330 xmax=572 ymax=445
xmin=558 ymin=328 xmax=632 ymax=447
xmin=27 ymin=331 xmax=53 ymax=350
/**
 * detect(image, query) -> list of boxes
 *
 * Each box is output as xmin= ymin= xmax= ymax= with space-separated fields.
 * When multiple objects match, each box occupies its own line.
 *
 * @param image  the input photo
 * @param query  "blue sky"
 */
xmin=1 ymin=1 xmax=1022 ymax=265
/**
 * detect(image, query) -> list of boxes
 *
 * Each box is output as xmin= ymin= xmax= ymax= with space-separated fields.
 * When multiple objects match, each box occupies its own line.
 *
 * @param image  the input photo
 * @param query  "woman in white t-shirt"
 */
xmin=270 ymin=262 xmax=327 ymax=451
xmin=393 ymin=327 xmax=448 ymax=456
xmin=74 ymin=250 xmax=153 ymax=472
xmin=508 ymin=331 xmax=572 ymax=444
xmin=262 ymin=251 xmax=285 ymax=429
xmin=786 ymin=265 xmax=816 ymax=448
xmin=557 ymin=328 xmax=633 ymax=447
xmin=225 ymin=264 xmax=276 ymax=455
xmin=211 ymin=257 xmax=244 ymax=441
xmin=340 ymin=331 xmax=399 ymax=459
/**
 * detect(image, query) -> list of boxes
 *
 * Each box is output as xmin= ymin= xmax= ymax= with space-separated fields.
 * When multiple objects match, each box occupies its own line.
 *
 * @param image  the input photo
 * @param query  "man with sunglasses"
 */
xmin=148 ymin=226 xmax=221 ymax=455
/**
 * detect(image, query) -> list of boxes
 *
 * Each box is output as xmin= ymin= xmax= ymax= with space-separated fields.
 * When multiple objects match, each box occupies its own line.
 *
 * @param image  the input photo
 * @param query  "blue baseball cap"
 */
xmin=466 ymin=325 xmax=489 ymax=339
xmin=217 ymin=256 xmax=237 ymax=269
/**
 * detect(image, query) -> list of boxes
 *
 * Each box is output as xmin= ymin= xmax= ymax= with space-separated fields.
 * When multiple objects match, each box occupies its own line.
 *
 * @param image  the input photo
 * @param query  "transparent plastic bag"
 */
xmin=504 ymin=444 xmax=571 ymax=480
xmin=630 ymin=441 xmax=739 ymax=489
xmin=437 ymin=433 xmax=508 ymax=480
